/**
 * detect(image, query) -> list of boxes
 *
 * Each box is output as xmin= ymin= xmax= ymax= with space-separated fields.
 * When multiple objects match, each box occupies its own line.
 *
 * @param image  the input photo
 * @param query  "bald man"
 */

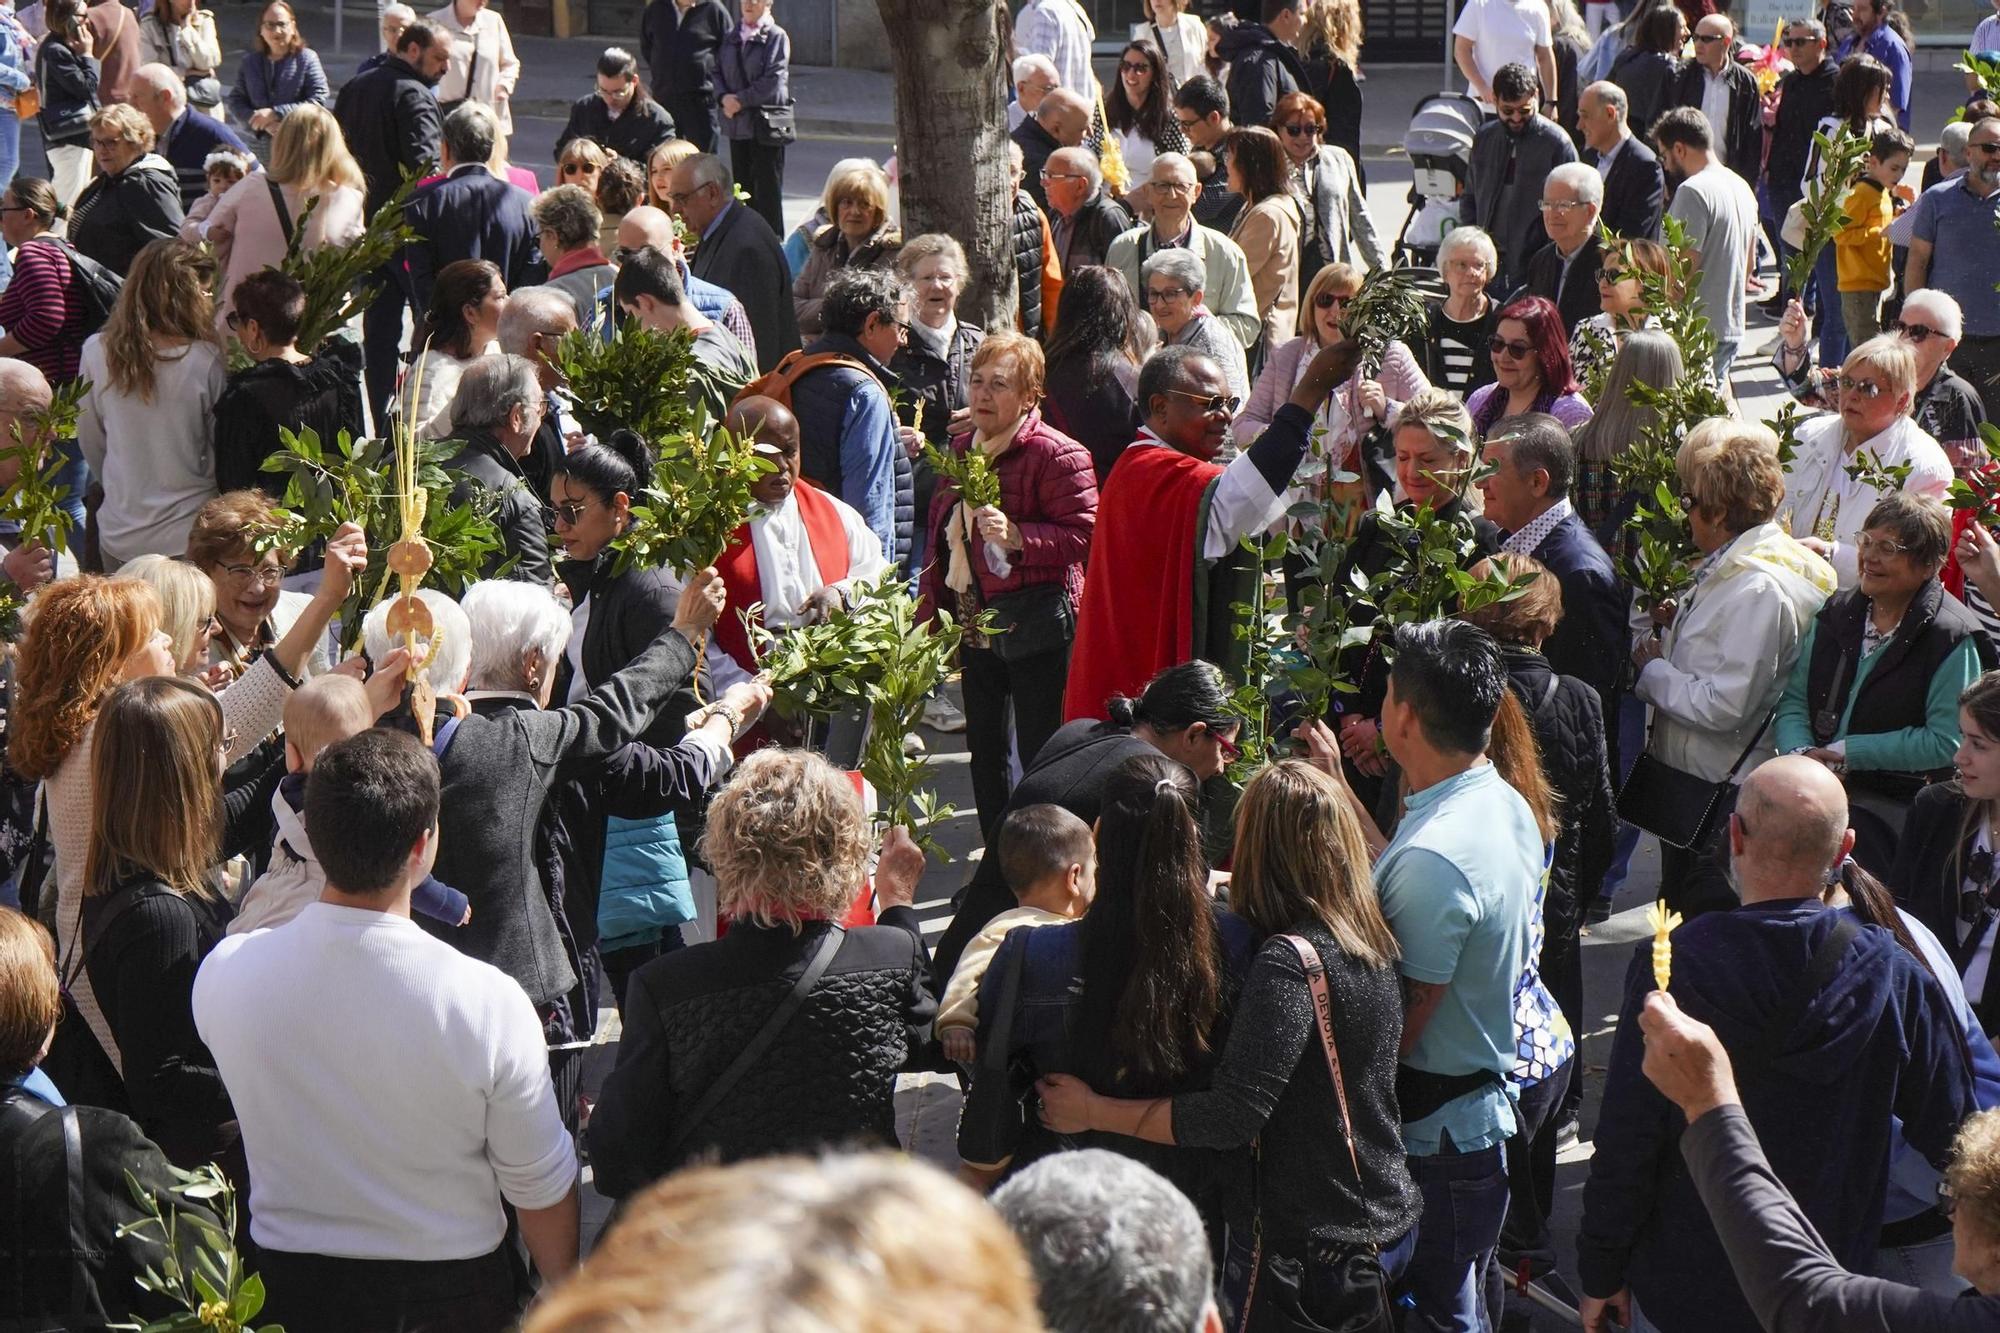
xmin=611 ymin=202 xmax=760 ymax=364
xmin=1577 ymin=755 xmax=1977 ymax=1333
xmin=0 ymin=360 xmax=58 ymax=594
xmin=131 ymin=63 xmax=252 ymax=209
xmin=703 ymin=395 xmax=890 ymax=692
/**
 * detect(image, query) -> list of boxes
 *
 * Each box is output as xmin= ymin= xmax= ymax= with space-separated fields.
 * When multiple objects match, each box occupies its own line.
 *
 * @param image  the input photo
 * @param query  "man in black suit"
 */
xmin=1477 ymin=414 xmax=1625 ymax=719
xmin=639 ymin=0 xmax=728 ymax=151
xmin=1670 ymin=14 xmax=1762 ymax=187
xmin=1761 ymin=20 xmax=1835 ymax=309
xmin=670 ymin=152 xmax=800 ymax=373
xmin=1578 ymin=80 xmax=1665 ymax=242
xmin=1521 ymin=163 xmax=1604 ymax=334
xmin=1011 ymin=88 xmax=1090 ymax=215
xmin=334 ymin=18 xmax=446 ymax=428
xmin=403 ymin=102 xmax=545 ymax=316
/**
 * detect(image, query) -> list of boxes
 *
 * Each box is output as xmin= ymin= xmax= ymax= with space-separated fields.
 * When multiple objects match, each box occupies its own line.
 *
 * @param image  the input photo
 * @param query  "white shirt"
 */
xmin=1964 ymin=820 xmax=1997 ymax=1002
xmin=1594 ymin=133 xmax=1628 ymax=181
xmin=1782 ymin=412 xmax=1953 ymax=587
xmin=1128 ymin=426 xmax=1286 ymax=561
xmin=1698 ymin=66 xmax=1733 ymax=166
xmin=1975 ymin=13 xmax=2000 ymax=54
xmin=1502 ymin=496 xmax=1574 ymax=556
xmin=565 ymin=594 xmax=590 ymax=703
xmin=1014 ymin=0 xmax=1093 ymax=102
xmin=1452 ymin=0 xmax=1553 ymax=92
xmin=193 ymin=903 xmax=576 ymax=1261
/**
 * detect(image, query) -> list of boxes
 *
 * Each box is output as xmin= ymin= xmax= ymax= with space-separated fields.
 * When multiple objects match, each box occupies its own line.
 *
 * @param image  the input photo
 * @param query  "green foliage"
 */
xmin=1844 ymin=447 xmax=1914 ymax=496
xmin=113 ymin=1162 xmax=282 ymax=1333
xmin=259 ymin=427 xmax=507 ymax=650
xmin=1957 ymin=51 xmax=2000 ymax=110
xmin=921 ymin=438 xmax=1001 ymax=512
xmin=282 ymin=168 xmax=425 ymax=356
xmin=752 ymin=568 xmax=993 ymax=856
xmin=614 ymin=408 xmax=774 ymax=575
xmin=1948 ymin=422 xmax=2000 ymax=523
xmin=0 ymin=377 xmax=88 ymax=557
xmin=1225 ymin=534 xmax=1288 ymax=780
xmin=1337 ymin=265 xmax=1445 ymax=378
xmin=1782 ymin=127 xmax=1869 ymax=298
xmin=555 ymin=321 xmax=701 ymax=447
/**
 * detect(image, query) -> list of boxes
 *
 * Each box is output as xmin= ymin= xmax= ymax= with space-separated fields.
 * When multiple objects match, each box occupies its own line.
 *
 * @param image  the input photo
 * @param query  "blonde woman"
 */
xmin=78 ymin=241 xmax=227 ymax=569
xmin=428 ymin=0 xmax=518 ymax=133
xmin=116 ymin=553 xmax=218 ymax=674
xmin=644 ymin=136 xmax=698 ymax=212
xmin=793 ymin=160 xmax=900 ymax=336
xmin=199 ymin=102 xmax=365 ymax=326
xmin=67 ymin=104 xmax=181 ymax=273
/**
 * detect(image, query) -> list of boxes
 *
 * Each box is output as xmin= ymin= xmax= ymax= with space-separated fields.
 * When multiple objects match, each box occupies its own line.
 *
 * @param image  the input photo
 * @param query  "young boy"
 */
xmin=1834 ymin=126 xmax=1916 ymax=344
xmin=228 ymin=675 xmax=470 ymax=935
xmin=936 ymin=804 xmax=1096 ymax=1063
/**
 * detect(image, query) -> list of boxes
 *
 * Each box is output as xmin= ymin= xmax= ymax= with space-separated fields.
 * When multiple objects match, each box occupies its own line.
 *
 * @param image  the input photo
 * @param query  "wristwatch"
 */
xmin=692 ymin=700 xmax=746 ymax=737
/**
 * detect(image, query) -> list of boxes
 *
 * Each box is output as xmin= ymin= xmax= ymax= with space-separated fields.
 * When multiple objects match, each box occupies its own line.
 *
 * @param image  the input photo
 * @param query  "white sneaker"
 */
xmin=922 ymin=696 xmax=967 ymax=733
xmin=904 ymin=730 xmax=927 ymax=756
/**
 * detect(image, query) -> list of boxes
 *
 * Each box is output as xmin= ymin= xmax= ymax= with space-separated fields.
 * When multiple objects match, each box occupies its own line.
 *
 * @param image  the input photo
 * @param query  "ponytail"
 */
xmin=556 ymin=427 xmax=653 ymax=504
xmin=1825 ymin=858 xmax=1940 ymax=986
xmin=1489 ymin=687 xmax=1559 ymax=846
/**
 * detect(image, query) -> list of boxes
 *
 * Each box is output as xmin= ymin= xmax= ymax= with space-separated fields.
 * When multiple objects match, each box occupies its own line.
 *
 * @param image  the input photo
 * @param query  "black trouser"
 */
xmin=257 ymin=1244 xmax=517 ymax=1333
xmin=1489 ymin=1057 xmax=1573 ymax=1315
xmin=962 ymin=639 xmax=1072 ymax=844
xmin=1956 ymin=333 xmax=2000 ymax=422
xmin=1658 ymin=789 xmax=1742 ymax=919
xmin=665 ymin=92 xmax=719 ymax=152
xmin=363 ymin=264 xmax=408 ymax=432
xmin=730 ymin=135 xmax=786 ymax=240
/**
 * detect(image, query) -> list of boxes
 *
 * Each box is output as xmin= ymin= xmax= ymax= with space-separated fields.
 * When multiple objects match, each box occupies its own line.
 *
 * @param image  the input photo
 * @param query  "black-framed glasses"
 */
xmin=1165 ymin=388 xmax=1241 ymax=415
xmin=0 ymin=204 xmax=30 ymax=216
xmin=224 ymin=310 xmax=244 ymax=330
xmin=1149 ymin=179 xmax=1195 ymax=196
xmin=1890 ymin=320 xmax=1938 ymax=343
xmin=1145 ymin=285 xmax=1191 ymax=304
xmin=1693 ymin=31 xmax=1727 ymax=42
xmin=550 ymin=499 xmax=596 ymax=525
xmin=1174 ymin=112 xmax=1202 ymax=130
xmin=1969 ymin=140 xmax=2000 ymax=154
xmin=1488 ymin=336 xmax=1535 ymax=360
xmin=1596 ymin=267 xmax=1631 ymax=286
xmin=1313 ymin=291 xmax=1351 ymax=309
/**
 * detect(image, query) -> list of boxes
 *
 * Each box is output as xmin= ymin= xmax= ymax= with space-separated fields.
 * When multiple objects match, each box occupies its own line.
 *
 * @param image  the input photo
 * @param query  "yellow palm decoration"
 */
xmin=1648 ymin=899 xmax=1684 ymax=990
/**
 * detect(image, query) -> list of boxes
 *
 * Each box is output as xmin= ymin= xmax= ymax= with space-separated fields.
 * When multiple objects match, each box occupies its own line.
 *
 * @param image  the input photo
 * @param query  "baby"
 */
xmin=183 ymin=147 xmax=255 ymax=230
xmin=936 ymin=804 xmax=1096 ymax=1063
xmin=229 ymin=675 xmax=470 ymax=935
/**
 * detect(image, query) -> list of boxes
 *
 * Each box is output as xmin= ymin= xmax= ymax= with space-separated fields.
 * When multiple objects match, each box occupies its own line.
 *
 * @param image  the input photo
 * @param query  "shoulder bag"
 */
xmin=1 ymin=1089 xmax=92 ymax=1318
xmin=1616 ymin=707 xmax=1775 ymax=850
xmin=752 ymin=102 xmax=796 ymax=145
xmin=659 ymin=924 xmax=844 ymax=1163
xmin=952 ymin=925 xmax=1038 ymax=1161
xmin=1230 ymin=934 xmax=1395 ymax=1333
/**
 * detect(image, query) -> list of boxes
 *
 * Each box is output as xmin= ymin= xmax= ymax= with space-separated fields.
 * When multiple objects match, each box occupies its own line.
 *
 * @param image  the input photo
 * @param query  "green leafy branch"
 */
xmin=112 ymin=1162 xmax=282 ymax=1333
xmin=1957 ymin=51 xmax=2000 ymax=110
xmin=1783 ymin=127 xmax=1869 ymax=298
xmin=555 ymin=321 xmax=699 ymax=447
xmin=0 ymin=376 xmax=88 ymax=557
xmin=1948 ymin=422 xmax=2000 ymax=524
xmin=1336 ymin=265 xmax=1443 ymax=379
xmin=921 ymin=438 xmax=1001 ymax=512
xmin=281 ymin=167 xmax=425 ymax=356
xmin=615 ymin=407 xmax=774 ymax=576
xmin=1844 ymin=446 xmax=1914 ymax=496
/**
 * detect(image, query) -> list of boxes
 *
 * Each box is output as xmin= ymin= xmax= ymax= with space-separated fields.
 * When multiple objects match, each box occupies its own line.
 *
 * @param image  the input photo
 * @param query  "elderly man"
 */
xmin=441 ymin=354 xmax=553 ymax=585
xmin=617 ymin=203 xmax=758 ymax=362
xmin=1105 ymin=152 xmax=1260 ymax=350
xmin=529 ymin=185 xmax=615 ymax=329
xmin=1520 ymin=163 xmax=1605 ymax=333
xmin=671 ymin=153 xmax=799 ymax=373
xmin=1172 ymin=74 xmax=1244 ymax=231
xmin=1464 ymin=62 xmax=1577 ymax=292
xmin=131 ymin=63 xmax=251 ymax=210
xmin=614 ymin=246 xmax=756 ymax=420
xmin=1063 ymin=339 xmax=1357 ymax=720
xmin=1658 ymin=106 xmax=1760 ymax=382
xmin=1577 ymin=755 xmax=1973 ymax=1333
xmin=1784 ymin=334 xmax=1953 ymax=588
xmin=1479 ymin=413 xmax=1623 ymax=707
xmin=1008 ymin=52 xmax=1058 ymax=134
xmin=495 ymin=285 xmax=580 ymax=496
xmin=403 ymin=101 xmax=542 ymax=315
xmin=0 ymin=360 xmax=58 ymax=593
xmin=1670 ymin=14 xmax=1760 ymax=180
xmin=1907 ymin=116 xmax=2000 ymax=418
xmin=1578 ymin=81 xmax=1663 ymax=242
xmin=555 ymin=46 xmax=678 ymax=167
xmin=1012 ymin=86 xmax=1090 ymax=214
xmin=1762 ymin=19 xmax=1835 ymax=309
xmin=1044 ymin=147 xmax=1131 ymax=276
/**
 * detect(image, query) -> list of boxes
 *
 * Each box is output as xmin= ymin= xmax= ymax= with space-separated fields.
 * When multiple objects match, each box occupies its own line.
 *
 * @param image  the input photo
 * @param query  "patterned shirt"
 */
xmin=1502 ymin=496 xmax=1575 ymax=557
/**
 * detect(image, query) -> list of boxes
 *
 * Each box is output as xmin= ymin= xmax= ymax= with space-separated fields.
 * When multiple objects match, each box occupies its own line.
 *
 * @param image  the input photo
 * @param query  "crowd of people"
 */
xmin=10 ymin=0 xmax=2000 ymax=1330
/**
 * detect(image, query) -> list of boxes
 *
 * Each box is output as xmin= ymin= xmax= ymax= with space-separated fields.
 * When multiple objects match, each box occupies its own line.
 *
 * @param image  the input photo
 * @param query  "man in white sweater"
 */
xmin=194 ymin=729 xmax=578 ymax=1331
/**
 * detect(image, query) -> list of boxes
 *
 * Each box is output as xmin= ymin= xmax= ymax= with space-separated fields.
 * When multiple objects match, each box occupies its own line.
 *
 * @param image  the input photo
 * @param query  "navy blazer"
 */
xmin=1531 ymin=509 xmax=1625 ymax=711
xmin=402 ymin=165 xmax=546 ymax=313
xmin=1587 ymin=137 xmax=1666 ymax=243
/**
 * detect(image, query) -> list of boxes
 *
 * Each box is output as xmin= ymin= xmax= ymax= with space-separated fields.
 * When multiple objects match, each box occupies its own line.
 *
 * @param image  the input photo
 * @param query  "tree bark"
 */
xmin=875 ymin=0 xmax=1016 ymax=329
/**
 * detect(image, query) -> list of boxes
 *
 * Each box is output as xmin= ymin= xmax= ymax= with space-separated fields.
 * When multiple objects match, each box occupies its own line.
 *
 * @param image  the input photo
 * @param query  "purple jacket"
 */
xmin=715 ymin=20 xmax=789 ymax=141
xmin=920 ymin=408 xmax=1097 ymax=616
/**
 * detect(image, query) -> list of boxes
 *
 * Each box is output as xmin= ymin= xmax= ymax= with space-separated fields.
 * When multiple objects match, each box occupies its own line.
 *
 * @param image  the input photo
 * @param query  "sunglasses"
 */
xmin=1488 ymin=336 xmax=1535 ymax=360
xmin=1281 ymin=122 xmax=1321 ymax=138
xmin=1783 ymin=34 xmax=1821 ymax=45
xmin=1165 ymin=388 xmax=1242 ymax=415
xmin=1838 ymin=375 xmax=1886 ymax=399
xmin=1693 ymin=31 xmax=1727 ymax=42
xmin=1119 ymin=59 xmax=1152 ymax=73
xmin=550 ymin=499 xmax=596 ymax=524
xmin=1596 ymin=267 xmax=1631 ymax=286
xmin=1210 ymin=725 xmax=1242 ymax=762
xmin=1313 ymin=291 xmax=1352 ymax=309
xmin=1890 ymin=320 xmax=1938 ymax=343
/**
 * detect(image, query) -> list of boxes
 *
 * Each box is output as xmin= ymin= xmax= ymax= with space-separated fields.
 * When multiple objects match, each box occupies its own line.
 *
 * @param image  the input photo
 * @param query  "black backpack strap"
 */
xmin=1 ymin=1090 xmax=89 ymax=1312
xmin=1751 ymin=914 xmax=1861 ymax=1064
xmin=660 ymin=925 xmax=845 ymax=1163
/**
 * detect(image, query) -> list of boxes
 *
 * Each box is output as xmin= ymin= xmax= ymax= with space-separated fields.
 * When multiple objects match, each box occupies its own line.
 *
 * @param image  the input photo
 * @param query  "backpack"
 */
xmin=43 ymin=239 xmax=124 ymax=340
xmin=730 ymin=348 xmax=874 ymax=411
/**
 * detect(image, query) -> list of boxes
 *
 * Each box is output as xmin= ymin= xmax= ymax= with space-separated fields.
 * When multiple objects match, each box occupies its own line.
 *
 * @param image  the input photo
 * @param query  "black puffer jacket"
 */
xmin=586 ymin=910 xmax=937 ymax=1194
xmin=67 ymin=154 xmax=182 ymax=274
xmin=1010 ymin=189 xmax=1045 ymax=339
xmin=211 ymin=346 xmax=366 ymax=497
xmin=892 ymin=320 xmax=983 ymax=448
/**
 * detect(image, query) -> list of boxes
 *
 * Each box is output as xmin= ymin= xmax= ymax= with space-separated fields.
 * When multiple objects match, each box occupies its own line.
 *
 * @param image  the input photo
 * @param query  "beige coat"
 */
xmin=427 ymin=2 xmax=520 ymax=135
xmin=1230 ymin=192 xmax=1301 ymax=355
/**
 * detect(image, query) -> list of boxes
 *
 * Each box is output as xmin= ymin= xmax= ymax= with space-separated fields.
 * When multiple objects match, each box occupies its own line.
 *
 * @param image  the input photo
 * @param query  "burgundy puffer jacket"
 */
xmin=918 ymin=408 xmax=1097 ymax=618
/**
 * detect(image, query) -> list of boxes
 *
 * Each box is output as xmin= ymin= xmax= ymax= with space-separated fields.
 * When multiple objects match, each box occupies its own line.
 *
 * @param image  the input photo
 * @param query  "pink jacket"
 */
xmin=194 ymin=173 xmax=366 ymax=328
xmin=1236 ymin=333 xmax=1430 ymax=457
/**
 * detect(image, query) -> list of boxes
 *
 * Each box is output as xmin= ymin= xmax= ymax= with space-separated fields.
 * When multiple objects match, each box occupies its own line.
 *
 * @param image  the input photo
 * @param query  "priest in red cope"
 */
xmin=1061 ymin=337 xmax=1362 ymax=721
xmin=707 ymin=395 xmax=890 ymax=704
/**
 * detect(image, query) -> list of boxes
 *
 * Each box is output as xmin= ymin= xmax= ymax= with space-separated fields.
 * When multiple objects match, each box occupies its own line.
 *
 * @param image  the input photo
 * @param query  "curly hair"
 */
xmin=102 ymin=241 xmax=220 ymax=401
xmin=701 ymin=748 xmax=870 ymax=928
xmin=8 ymin=576 xmax=160 ymax=780
xmin=186 ymin=490 xmax=288 ymax=572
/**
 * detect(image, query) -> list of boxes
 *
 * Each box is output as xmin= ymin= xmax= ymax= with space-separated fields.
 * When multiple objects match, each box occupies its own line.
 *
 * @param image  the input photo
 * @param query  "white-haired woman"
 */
xmin=1141 ymin=246 xmax=1249 ymax=401
xmin=1418 ymin=226 xmax=1501 ymax=395
xmin=587 ymin=747 xmax=935 ymax=1194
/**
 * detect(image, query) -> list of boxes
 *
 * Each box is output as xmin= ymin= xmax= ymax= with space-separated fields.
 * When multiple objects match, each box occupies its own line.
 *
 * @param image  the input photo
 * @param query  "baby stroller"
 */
xmin=1393 ymin=90 xmax=1485 ymax=269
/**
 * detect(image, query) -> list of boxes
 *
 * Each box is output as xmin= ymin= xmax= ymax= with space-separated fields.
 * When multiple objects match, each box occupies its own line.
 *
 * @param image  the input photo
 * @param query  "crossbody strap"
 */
xmin=661 ymin=924 xmax=844 ymax=1162
xmin=1276 ymin=934 xmax=1363 ymax=1182
xmin=267 ymin=178 xmax=294 ymax=245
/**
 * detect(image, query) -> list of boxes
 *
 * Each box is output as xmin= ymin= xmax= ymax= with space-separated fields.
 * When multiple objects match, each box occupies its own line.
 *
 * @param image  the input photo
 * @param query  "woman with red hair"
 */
xmin=1466 ymin=295 xmax=1592 ymax=439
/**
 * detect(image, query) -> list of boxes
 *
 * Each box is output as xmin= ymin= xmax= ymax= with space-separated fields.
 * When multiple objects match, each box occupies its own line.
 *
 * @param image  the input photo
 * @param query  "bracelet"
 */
xmin=693 ymin=701 xmax=745 ymax=736
xmin=260 ymin=647 xmax=303 ymax=691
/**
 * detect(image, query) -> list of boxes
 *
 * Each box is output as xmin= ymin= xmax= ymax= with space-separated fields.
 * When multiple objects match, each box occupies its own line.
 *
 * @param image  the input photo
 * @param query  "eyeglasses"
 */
xmin=1488 ymin=336 xmax=1536 ymax=360
xmin=1890 ymin=320 xmax=1939 ymax=343
xmin=1212 ymin=726 xmax=1243 ymax=762
xmin=550 ymin=499 xmax=596 ymax=525
xmin=1145 ymin=286 xmax=1191 ymax=304
xmin=1039 ymin=168 xmax=1085 ymax=182
xmin=1173 ymin=112 xmax=1201 ymax=130
xmin=88 ymin=137 xmax=125 ymax=152
xmin=1280 ymin=122 xmax=1321 ymax=138
xmin=561 ymin=161 xmax=599 ymax=176
xmin=1596 ymin=267 xmax=1631 ymax=286
xmin=1970 ymin=140 xmax=2000 ymax=154
xmin=224 ymin=310 xmax=244 ymax=330
xmin=1119 ymin=59 xmax=1152 ymax=74
xmin=1783 ymin=34 xmax=1821 ymax=45
xmin=219 ymin=561 xmax=284 ymax=589
xmin=1838 ymin=375 xmax=1887 ymax=398
xmin=1165 ymin=388 xmax=1242 ymax=415
xmin=0 ymin=204 xmax=28 ymax=215
xmin=1313 ymin=291 xmax=1352 ymax=309
xmin=1538 ymin=199 xmax=1590 ymax=214
xmin=1149 ymin=180 xmax=1195 ymax=196
xmin=1939 ymin=1178 xmax=1963 ymax=1217
xmin=1856 ymin=533 xmax=1915 ymax=557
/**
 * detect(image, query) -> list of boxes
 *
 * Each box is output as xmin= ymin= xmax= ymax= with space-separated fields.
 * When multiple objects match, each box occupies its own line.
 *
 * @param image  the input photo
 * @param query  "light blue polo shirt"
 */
xmin=1376 ymin=761 xmax=1541 ymax=1156
xmin=1910 ymin=176 xmax=2000 ymax=337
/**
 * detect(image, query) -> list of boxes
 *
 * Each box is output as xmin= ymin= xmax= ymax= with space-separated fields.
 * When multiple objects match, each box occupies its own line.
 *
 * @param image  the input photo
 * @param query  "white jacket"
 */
xmin=229 ymin=781 xmax=318 ymax=937
xmin=1782 ymin=412 xmax=1951 ymax=587
xmin=1635 ymin=521 xmax=1836 ymax=783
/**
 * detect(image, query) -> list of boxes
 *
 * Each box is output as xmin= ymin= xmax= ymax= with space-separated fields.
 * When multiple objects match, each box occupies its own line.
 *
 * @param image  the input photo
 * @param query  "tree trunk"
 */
xmin=876 ymin=0 xmax=1016 ymax=330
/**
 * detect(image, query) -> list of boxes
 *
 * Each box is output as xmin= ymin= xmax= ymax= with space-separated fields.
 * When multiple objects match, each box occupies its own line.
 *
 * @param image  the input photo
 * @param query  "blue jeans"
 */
xmin=1402 ymin=1139 xmax=1509 ymax=1332
xmin=0 ymin=108 xmax=17 ymax=290
xmin=1713 ymin=337 xmax=1741 ymax=386
xmin=1814 ymin=243 xmax=1849 ymax=367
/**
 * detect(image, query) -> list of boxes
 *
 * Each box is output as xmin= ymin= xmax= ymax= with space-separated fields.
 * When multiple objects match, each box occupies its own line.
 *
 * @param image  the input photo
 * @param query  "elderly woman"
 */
xmin=1272 ymin=90 xmax=1382 ymax=291
xmin=1632 ymin=418 xmax=1837 ymax=915
xmin=1783 ymin=334 xmax=1953 ymax=589
xmin=532 ymin=184 xmax=614 ymax=327
xmin=185 ymin=491 xmax=331 ymax=681
xmin=225 ymin=1 xmax=329 ymax=140
xmin=891 ymin=233 xmax=983 ymax=451
xmin=1418 ymin=226 xmax=1501 ymax=395
xmin=586 ymin=747 xmax=935 ymax=1191
xmin=117 ymin=553 xmax=218 ymax=674
xmin=1239 ymin=260 xmax=1430 ymax=506
xmin=793 ymin=159 xmax=900 ymax=337
xmin=1467 ymin=296 xmax=1591 ymax=439
xmin=67 ymin=103 xmax=183 ymax=272
xmin=1141 ymin=247 xmax=1249 ymax=402
xmin=920 ymin=334 xmax=1098 ymax=841
xmin=1570 ymin=237 xmax=1672 ymax=393
xmin=1775 ymin=493 xmax=1994 ymax=871
xmin=1225 ymin=125 xmax=1301 ymax=359
xmin=715 ymin=0 xmax=791 ymax=236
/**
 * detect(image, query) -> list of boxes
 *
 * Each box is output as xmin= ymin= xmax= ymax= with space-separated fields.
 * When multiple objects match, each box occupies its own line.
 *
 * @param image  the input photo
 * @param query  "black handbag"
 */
xmin=981 ymin=580 xmax=1075 ymax=663
xmin=751 ymin=102 xmax=797 ymax=145
xmin=953 ymin=926 xmax=1036 ymax=1163
xmin=1616 ymin=708 xmax=1774 ymax=850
